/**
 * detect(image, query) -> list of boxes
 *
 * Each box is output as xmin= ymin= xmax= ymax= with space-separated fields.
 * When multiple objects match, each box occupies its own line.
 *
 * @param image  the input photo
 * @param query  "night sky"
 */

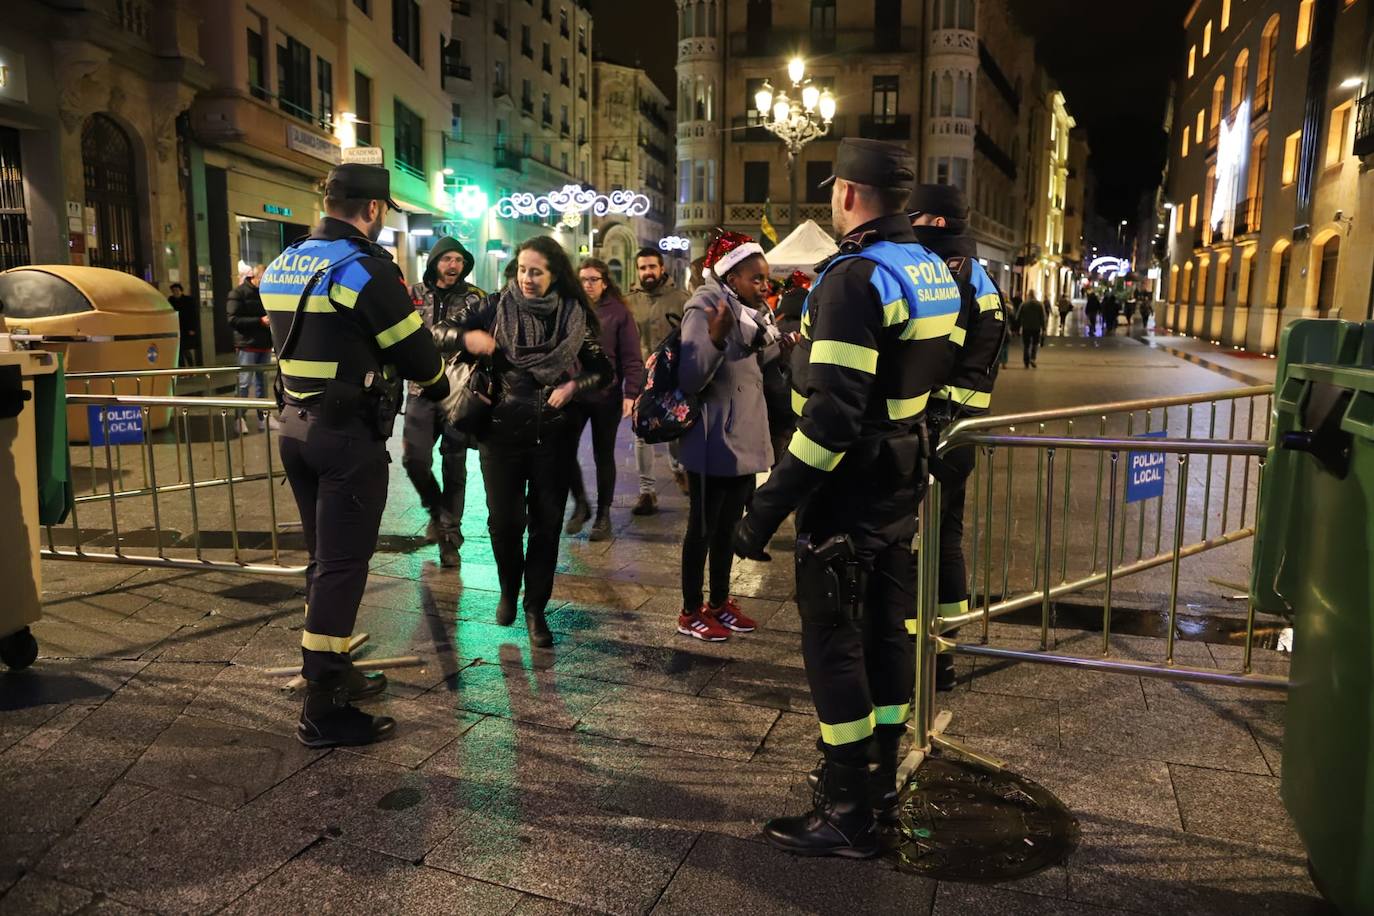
xmin=589 ymin=0 xmax=1189 ymax=224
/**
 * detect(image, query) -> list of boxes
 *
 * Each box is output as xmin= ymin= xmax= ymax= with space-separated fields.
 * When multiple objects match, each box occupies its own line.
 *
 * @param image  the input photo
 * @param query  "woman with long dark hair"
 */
xmin=565 ymin=258 xmax=644 ymax=540
xmin=450 ymin=235 xmax=612 ymax=646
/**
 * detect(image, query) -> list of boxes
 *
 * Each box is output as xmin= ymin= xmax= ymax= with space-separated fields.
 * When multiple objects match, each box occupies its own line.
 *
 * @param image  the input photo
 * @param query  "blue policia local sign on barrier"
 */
xmin=1126 ymin=430 xmax=1166 ymax=504
xmin=88 ymin=405 xmax=145 ymax=446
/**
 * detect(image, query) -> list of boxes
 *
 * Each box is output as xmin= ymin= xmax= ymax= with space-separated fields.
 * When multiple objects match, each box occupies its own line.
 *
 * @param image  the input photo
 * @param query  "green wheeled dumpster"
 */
xmin=1251 ymin=318 xmax=1374 ymax=914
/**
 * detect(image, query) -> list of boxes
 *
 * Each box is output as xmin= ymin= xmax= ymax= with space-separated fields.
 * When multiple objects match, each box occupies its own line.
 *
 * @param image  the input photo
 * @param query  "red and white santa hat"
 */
xmin=704 ymin=230 xmax=765 ymax=279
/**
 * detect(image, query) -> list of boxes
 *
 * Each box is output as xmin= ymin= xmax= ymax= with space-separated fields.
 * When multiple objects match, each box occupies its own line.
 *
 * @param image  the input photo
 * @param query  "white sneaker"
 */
xmin=235 ymin=417 xmax=249 ymax=435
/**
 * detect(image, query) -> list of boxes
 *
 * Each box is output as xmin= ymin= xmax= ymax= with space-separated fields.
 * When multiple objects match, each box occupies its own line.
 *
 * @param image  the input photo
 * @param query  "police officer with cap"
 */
xmin=734 ymin=138 xmax=963 ymax=857
xmin=260 ymin=163 xmax=450 ymax=748
xmin=908 ymin=183 xmax=1007 ymax=691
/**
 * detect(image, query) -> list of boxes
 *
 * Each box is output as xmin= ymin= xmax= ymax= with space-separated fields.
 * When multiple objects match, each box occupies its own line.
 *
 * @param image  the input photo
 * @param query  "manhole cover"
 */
xmin=892 ymin=755 xmax=1078 ymax=881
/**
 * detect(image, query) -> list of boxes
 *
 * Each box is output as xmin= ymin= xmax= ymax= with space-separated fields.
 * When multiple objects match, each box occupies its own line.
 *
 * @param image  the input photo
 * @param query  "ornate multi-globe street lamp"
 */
xmin=753 ymin=57 xmax=837 ymax=233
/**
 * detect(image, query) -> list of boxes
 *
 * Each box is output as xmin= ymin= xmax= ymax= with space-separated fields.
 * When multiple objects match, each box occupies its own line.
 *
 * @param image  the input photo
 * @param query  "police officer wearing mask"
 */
xmin=403 ymin=236 xmax=484 ymax=568
xmin=908 ymin=183 xmax=1007 ymax=691
xmin=260 ymin=164 xmax=450 ymax=748
xmin=734 ymin=139 xmax=962 ymax=858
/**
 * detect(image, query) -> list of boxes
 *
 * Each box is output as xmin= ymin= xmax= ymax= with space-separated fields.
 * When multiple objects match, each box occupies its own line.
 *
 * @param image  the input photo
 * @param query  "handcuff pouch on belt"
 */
xmin=795 ymin=533 xmax=867 ymax=626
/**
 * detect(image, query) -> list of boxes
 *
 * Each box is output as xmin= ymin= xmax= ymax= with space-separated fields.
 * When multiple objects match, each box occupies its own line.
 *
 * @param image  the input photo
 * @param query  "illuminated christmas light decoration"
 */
xmin=559 ymin=209 xmax=582 ymax=229
xmin=1088 ymin=256 xmax=1131 ymax=279
xmin=494 ymin=183 xmax=650 ymax=220
xmin=453 ymin=185 xmax=490 ymax=220
xmin=1211 ymin=101 xmax=1249 ymax=232
xmin=659 ymin=235 xmax=691 ymax=252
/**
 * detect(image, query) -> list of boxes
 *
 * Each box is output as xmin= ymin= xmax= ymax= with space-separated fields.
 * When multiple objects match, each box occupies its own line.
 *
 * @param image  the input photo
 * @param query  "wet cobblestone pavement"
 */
xmin=1 ymin=337 xmax=1326 ymax=914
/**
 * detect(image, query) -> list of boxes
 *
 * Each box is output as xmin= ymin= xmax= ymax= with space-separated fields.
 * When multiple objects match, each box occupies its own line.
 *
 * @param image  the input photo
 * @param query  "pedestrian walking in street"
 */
xmin=564 ymin=258 xmax=644 ymax=541
xmin=624 ymin=248 xmax=689 ymax=515
xmin=1139 ymin=298 xmax=1154 ymax=334
xmin=401 ymin=236 xmax=485 ymax=568
xmin=1085 ymin=291 xmax=1101 ymax=337
xmin=909 ymin=183 xmax=1007 ymax=692
xmin=1103 ymin=293 xmax=1121 ymax=335
xmin=675 ymin=231 xmax=782 ymax=642
xmin=168 ymin=282 xmax=200 ymax=367
xmin=450 ymin=236 xmax=611 ymax=648
xmin=227 ymin=263 xmax=274 ymax=432
xmin=1018 ymin=292 xmax=1046 ymax=368
xmin=1056 ymin=293 xmax=1073 ymax=337
xmin=263 ymin=163 xmax=451 ymax=748
xmin=1123 ymin=296 xmax=1137 ymax=332
xmin=735 ymin=138 xmax=961 ymax=858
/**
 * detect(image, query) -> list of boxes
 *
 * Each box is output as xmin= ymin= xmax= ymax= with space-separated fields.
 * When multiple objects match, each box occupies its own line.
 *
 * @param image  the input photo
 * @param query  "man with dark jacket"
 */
xmin=403 ymin=236 xmax=485 ymax=567
xmin=227 ymin=264 xmax=273 ymax=432
xmin=1017 ymin=293 xmax=1046 ymax=368
xmin=624 ymin=248 xmax=689 ymax=514
xmin=168 ymin=283 xmax=200 ymax=367
xmin=909 ymin=183 xmax=1007 ymax=691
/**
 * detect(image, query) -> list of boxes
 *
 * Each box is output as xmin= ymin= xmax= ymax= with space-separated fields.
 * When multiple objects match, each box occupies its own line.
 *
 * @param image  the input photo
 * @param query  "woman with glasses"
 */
xmin=564 ymin=259 xmax=644 ymax=540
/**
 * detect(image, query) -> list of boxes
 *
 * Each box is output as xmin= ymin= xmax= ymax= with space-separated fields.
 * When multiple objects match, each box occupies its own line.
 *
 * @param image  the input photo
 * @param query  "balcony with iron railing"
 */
xmin=975 ymin=126 xmax=1016 ymax=179
xmin=1355 ymin=92 xmax=1374 ymax=158
xmin=494 ymin=146 xmax=524 ymax=172
xmin=729 ymin=115 xmax=774 ymax=142
xmin=1233 ymin=196 xmax=1263 ymax=235
xmin=394 ymin=159 xmax=425 ymax=181
xmin=640 ymin=104 xmax=669 ymax=131
xmin=859 ymin=114 xmax=912 ymax=141
xmin=730 ymin=27 xmax=919 ymax=57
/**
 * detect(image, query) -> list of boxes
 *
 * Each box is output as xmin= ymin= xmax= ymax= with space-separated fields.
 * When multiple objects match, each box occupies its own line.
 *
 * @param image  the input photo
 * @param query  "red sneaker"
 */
xmin=708 ymin=598 xmax=757 ymax=633
xmin=678 ymin=609 xmax=730 ymax=642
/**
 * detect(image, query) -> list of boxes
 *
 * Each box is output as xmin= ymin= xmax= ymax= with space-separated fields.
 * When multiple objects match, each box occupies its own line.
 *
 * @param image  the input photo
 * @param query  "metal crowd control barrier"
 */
xmin=905 ymin=384 xmax=1286 ymax=772
xmin=42 ymin=364 xmax=305 ymax=576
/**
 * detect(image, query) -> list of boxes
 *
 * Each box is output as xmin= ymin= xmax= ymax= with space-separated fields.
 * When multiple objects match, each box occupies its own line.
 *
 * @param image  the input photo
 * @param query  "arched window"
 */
xmin=1245 ymin=130 xmax=1268 ymax=233
xmin=1169 ymin=265 xmax=1181 ymax=301
xmin=679 ymin=80 xmax=690 ymax=122
xmin=705 ymin=80 xmax=713 ymax=121
xmin=82 ymin=113 xmax=143 ymax=277
xmin=1257 ymin=15 xmax=1280 ymax=113
xmin=1195 ymin=259 xmax=1209 ymax=307
xmin=956 ymin=72 xmax=973 ymax=117
xmin=682 ymin=2 xmax=692 ymax=38
xmin=1184 ymin=261 xmax=1195 ymax=304
xmin=1211 ymin=76 xmax=1226 ymax=133
xmin=695 ymin=0 xmax=706 ymax=37
xmin=1316 ymin=235 xmax=1340 ymax=316
xmin=708 ymin=0 xmax=716 ymax=36
xmin=1274 ymin=244 xmax=1292 ymax=310
xmin=957 ymin=0 xmax=974 ymax=29
xmin=1232 ymin=49 xmax=1249 ymax=110
xmin=939 ymin=73 xmax=954 ymax=117
xmin=1202 ymin=163 xmax=1217 ymax=243
xmin=694 ymin=76 xmax=705 ymax=120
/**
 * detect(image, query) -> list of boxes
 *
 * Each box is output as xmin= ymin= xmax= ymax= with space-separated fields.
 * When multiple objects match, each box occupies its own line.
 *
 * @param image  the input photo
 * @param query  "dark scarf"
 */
xmin=495 ymin=281 xmax=586 ymax=385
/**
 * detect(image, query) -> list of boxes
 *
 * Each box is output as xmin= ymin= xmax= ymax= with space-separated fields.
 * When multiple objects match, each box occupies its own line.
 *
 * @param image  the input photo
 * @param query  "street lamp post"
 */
xmin=754 ymin=57 xmax=836 ymax=233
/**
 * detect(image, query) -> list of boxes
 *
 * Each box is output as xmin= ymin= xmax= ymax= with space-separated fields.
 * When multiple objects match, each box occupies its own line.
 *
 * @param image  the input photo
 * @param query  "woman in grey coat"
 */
xmin=675 ymin=233 xmax=784 ymax=642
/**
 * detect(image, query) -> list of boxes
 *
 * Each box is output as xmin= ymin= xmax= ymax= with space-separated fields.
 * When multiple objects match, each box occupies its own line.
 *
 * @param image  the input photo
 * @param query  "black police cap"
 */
xmin=907 ymin=183 xmax=970 ymax=221
xmin=325 ymin=163 xmax=400 ymax=210
xmin=817 ymin=138 xmax=916 ymax=192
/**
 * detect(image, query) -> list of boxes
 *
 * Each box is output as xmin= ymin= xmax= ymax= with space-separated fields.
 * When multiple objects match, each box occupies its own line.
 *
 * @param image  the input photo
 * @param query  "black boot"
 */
xmin=806 ymin=736 xmax=826 ymax=791
xmin=341 ymin=666 xmax=387 ymax=702
xmin=438 ymin=534 xmax=461 ymax=568
xmin=588 ymin=509 xmax=612 ymax=542
xmin=871 ymin=733 xmax=902 ymax=826
xmin=424 ymin=517 xmax=440 ymax=544
xmin=525 ymin=605 xmax=553 ymax=648
xmin=936 ymin=653 xmax=957 ymax=692
xmin=297 ymin=677 xmax=396 ymax=748
xmin=495 ymin=592 xmax=518 ymax=627
xmin=564 ymin=500 xmax=591 ymax=535
xmin=763 ymin=760 xmax=879 ymax=858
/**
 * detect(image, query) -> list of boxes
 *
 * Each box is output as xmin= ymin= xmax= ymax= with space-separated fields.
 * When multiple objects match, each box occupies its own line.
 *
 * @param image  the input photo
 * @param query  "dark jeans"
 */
xmin=567 ymin=395 xmax=623 ymax=512
xmin=278 ymin=410 xmax=389 ymax=682
xmin=1022 ymin=331 xmax=1041 ymax=366
xmin=479 ymin=435 xmax=571 ymax=612
xmin=681 ymin=471 xmax=755 ymax=610
xmin=402 ymin=397 xmax=467 ymax=545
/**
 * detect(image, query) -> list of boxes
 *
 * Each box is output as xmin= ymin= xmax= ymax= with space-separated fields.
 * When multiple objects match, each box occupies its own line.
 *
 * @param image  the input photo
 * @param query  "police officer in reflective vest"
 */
xmin=734 ymin=139 xmax=962 ymax=857
xmin=908 ymin=183 xmax=1007 ymax=691
xmin=261 ymin=164 xmax=450 ymax=748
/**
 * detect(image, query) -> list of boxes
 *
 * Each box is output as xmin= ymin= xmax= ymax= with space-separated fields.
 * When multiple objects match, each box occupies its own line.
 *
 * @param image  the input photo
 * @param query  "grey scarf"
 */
xmin=495 ymin=281 xmax=587 ymax=385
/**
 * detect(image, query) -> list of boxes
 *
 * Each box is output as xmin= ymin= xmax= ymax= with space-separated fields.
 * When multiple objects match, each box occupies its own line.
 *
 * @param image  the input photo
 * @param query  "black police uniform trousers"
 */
xmin=794 ymin=438 xmax=924 ymax=767
xmin=278 ymin=407 xmax=389 ymax=682
xmin=402 ymin=396 xmax=467 ymax=545
xmin=928 ymin=412 xmax=978 ymax=619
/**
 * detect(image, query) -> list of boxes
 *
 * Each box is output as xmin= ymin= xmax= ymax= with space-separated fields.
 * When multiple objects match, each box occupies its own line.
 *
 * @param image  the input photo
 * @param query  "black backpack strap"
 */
xmin=277 ymin=266 xmax=329 ymax=362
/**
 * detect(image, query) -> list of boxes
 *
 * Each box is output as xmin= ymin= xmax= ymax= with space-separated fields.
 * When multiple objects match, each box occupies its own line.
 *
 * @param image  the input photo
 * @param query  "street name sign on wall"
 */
xmin=286 ymin=124 xmax=342 ymax=165
xmin=1126 ymin=430 xmax=1166 ymax=504
xmin=342 ymin=146 xmax=384 ymax=165
xmin=87 ymin=406 xmax=144 ymax=447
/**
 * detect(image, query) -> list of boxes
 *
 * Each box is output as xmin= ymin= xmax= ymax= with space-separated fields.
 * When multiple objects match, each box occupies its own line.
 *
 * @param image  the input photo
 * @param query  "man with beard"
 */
xmin=403 ymin=236 xmax=484 ymax=567
xmin=624 ymin=247 xmax=688 ymax=514
xmin=260 ymin=164 xmax=449 ymax=747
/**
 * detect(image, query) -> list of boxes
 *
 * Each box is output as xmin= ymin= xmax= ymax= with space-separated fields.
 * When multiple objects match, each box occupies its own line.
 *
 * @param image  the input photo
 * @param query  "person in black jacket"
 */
xmin=168 ymin=283 xmax=200 ymax=367
xmin=227 ymin=264 xmax=273 ymax=432
xmin=448 ymin=235 xmax=611 ymax=647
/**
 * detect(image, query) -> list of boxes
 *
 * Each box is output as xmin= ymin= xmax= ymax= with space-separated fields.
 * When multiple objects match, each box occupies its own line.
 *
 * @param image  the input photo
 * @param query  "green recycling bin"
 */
xmin=1251 ymin=318 xmax=1374 ymax=914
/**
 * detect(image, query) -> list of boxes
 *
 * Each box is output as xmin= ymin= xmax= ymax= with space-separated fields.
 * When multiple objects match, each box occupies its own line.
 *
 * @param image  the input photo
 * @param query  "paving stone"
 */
xmin=38 ymin=789 xmax=315 ymax=916
xmin=426 ymin=657 xmax=619 ymax=730
xmin=183 ymin=663 xmax=300 ymax=738
xmin=1169 ymin=763 xmax=1300 ymax=849
xmin=337 ymin=696 xmax=481 ymax=770
xmin=221 ymin=837 xmax=522 ymax=915
xmin=698 ymin=659 xmax=814 ymax=713
xmin=750 ymin=711 xmax=822 ymax=772
xmin=153 ymin=618 xmax=271 ymax=663
xmin=577 ymin=688 xmax=779 ymax=761
xmin=0 ymin=873 xmax=95 ymax=915
xmin=118 ymin=575 xmax=303 ymax=624
xmin=40 ymin=589 xmax=156 ymax=620
xmin=965 ymin=651 xmax=1147 ymax=707
xmin=1065 ymin=817 xmax=1321 ymax=916
xmin=651 ymin=831 xmax=936 ymax=916
xmin=551 ymin=639 xmax=727 ymax=695
xmin=125 ymin=714 xmax=324 ymax=809
xmin=0 ymin=831 xmax=59 ymax=896
xmin=30 ymin=602 xmax=177 ymax=660
xmin=1058 ymin=692 xmax=1271 ymax=774
xmin=426 ymin=803 xmax=697 ymax=916
xmin=247 ymin=751 xmax=473 ymax=861
xmin=937 ymin=690 xmax=1061 ymax=748
xmin=508 ymin=895 xmax=608 ymax=916
xmin=228 ymin=624 xmax=303 ymax=670
xmin=932 ymin=881 xmax=1136 ymax=915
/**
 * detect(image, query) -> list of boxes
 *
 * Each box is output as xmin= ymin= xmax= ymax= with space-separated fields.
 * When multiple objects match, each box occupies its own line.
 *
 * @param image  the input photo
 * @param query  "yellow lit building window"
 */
xmin=1328 ymin=102 xmax=1353 ymax=166
xmin=1297 ymin=0 xmax=1315 ymax=50
xmin=1282 ymin=131 xmax=1303 ymax=184
xmin=1203 ymin=21 xmax=1213 ymax=56
xmin=1183 ymin=129 xmax=1190 ymax=157
xmin=1222 ymin=0 xmax=1231 ymax=30
xmin=1190 ymin=193 xmax=1199 ymax=227
xmin=1195 ymin=110 xmax=1204 ymax=143
xmin=1188 ymin=46 xmax=1196 ymax=78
